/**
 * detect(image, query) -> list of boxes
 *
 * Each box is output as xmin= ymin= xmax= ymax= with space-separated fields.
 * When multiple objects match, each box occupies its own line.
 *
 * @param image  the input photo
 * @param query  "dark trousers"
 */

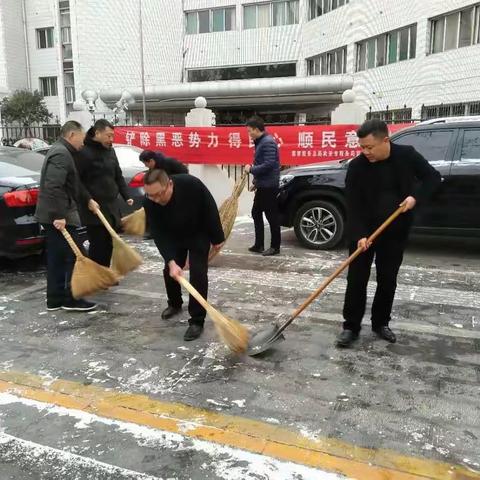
xmin=252 ymin=187 xmax=281 ymax=250
xmin=342 ymin=234 xmax=407 ymax=334
xmin=43 ymin=224 xmax=79 ymax=305
xmin=86 ymin=224 xmax=113 ymax=267
xmin=162 ymin=242 xmax=210 ymax=326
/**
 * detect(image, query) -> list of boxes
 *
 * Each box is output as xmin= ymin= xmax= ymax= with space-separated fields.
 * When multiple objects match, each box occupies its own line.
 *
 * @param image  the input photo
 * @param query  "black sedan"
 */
xmin=0 ymin=147 xmax=46 ymax=257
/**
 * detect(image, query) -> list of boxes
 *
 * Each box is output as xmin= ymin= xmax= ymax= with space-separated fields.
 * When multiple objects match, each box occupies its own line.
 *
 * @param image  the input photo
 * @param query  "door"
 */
xmin=448 ymin=128 xmax=480 ymax=229
xmin=392 ymin=128 xmax=456 ymax=228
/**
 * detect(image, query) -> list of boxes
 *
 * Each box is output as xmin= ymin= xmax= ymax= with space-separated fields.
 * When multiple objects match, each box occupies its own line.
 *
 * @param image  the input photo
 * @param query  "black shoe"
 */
xmin=62 ymin=299 xmax=97 ymax=312
xmin=161 ymin=305 xmax=182 ymax=320
xmin=336 ymin=329 xmax=359 ymax=348
xmin=262 ymin=248 xmax=280 ymax=256
xmin=47 ymin=302 xmax=63 ymax=312
xmin=373 ymin=326 xmax=397 ymax=343
xmin=184 ymin=324 xmax=203 ymax=341
xmin=248 ymin=245 xmax=264 ymax=253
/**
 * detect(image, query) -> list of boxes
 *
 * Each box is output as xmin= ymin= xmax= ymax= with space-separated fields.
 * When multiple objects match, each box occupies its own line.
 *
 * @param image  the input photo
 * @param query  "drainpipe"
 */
xmin=21 ymin=0 xmax=32 ymax=90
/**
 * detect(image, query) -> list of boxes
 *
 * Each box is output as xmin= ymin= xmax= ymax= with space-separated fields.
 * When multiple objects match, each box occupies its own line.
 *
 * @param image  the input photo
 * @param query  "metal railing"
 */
xmin=0 ymin=120 xmax=61 ymax=147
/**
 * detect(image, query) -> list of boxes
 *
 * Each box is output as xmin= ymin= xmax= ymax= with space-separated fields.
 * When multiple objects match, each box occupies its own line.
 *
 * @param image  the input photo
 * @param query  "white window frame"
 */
xmin=243 ymin=0 xmax=299 ymax=29
xmin=356 ymin=24 xmax=416 ymax=72
xmin=430 ymin=4 xmax=480 ymax=54
xmin=39 ymin=77 xmax=58 ymax=97
xmin=307 ymin=46 xmax=347 ymax=75
xmin=36 ymin=27 xmax=54 ymax=49
xmin=186 ymin=6 xmax=236 ymax=34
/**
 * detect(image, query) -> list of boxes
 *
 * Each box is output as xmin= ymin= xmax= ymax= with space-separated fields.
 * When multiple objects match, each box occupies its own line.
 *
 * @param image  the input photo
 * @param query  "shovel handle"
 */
xmin=61 ymin=228 xmax=84 ymax=259
xmin=278 ymin=205 xmax=405 ymax=335
xmin=176 ymin=276 xmax=212 ymax=312
xmin=94 ymin=208 xmax=120 ymax=239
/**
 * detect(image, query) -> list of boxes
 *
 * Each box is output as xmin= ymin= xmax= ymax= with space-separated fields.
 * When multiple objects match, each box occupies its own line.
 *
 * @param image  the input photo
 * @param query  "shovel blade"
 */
xmin=247 ymin=323 xmax=285 ymax=356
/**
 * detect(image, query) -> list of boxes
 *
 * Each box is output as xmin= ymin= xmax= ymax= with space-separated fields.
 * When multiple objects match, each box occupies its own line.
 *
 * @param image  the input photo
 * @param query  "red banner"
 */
xmin=114 ymin=124 xmax=413 ymax=166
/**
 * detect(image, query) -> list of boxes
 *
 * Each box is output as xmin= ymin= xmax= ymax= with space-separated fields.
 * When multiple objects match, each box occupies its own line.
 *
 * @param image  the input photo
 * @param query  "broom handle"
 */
xmin=177 ymin=276 xmax=212 ymax=312
xmin=94 ymin=208 xmax=121 ymax=240
xmin=276 ymin=206 xmax=405 ymax=336
xmin=60 ymin=228 xmax=84 ymax=259
xmin=233 ymin=171 xmax=248 ymax=197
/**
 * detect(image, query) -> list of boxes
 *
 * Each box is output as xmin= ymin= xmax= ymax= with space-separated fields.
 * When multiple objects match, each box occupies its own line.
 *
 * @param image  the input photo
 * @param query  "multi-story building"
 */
xmin=1 ymin=0 xmax=479 ymax=126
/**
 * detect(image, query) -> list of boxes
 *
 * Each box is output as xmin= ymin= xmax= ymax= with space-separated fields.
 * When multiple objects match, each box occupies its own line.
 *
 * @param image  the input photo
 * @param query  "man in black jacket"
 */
xmin=75 ymin=119 xmax=133 ymax=267
xmin=35 ymin=121 xmax=97 ymax=312
xmin=139 ymin=150 xmax=188 ymax=175
xmin=337 ymin=119 xmax=442 ymax=348
xmin=143 ymin=169 xmax=225 ymax=341
xmin=245 ymin=116 xmax=281 ymax=256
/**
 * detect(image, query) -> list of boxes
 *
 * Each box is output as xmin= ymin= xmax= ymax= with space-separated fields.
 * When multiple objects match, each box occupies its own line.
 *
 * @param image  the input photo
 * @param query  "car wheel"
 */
xmin=293 ymin=200 xmax=344 ymax=250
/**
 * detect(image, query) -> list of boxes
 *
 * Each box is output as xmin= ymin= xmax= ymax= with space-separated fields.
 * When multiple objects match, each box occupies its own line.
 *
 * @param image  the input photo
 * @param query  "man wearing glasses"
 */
xmin=143 ymin=169 xmax=225 ymax=341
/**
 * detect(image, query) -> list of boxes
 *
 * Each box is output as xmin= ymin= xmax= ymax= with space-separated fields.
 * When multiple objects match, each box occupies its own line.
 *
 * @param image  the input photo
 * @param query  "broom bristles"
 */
xmin=209 ymin=309 xmax=250 ymax=354
xmin=71 ymin=257 xmax=120 ymax=299
xmin=111 ymin=236 xmax=143 ymax=276
xmin=121 ymin=208 xmax=146 ymax=236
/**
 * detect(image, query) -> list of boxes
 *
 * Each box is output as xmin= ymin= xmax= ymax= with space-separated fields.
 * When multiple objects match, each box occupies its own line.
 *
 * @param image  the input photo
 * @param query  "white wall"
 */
xmin=70 ymin=0 xmax=185 ymax=96
xmin=303 ymin=0 xmax=480 ymax=117
xmin=0 ymin=0 xmax=28 ymax=93
xmin=25 ymin=0 xmax=62 ymax=120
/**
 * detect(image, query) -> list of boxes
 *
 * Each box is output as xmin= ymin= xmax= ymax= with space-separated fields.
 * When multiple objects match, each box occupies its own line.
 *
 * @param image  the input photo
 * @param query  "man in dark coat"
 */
xmin=245 ymin=116 xmax=281 ymax=256
xmin=35 ymin=121 xmax=97 ymax=312
xmin=139 ymin=150 xmax=188 ymax=175
xmin=143 ymin=169 xmax=225 ymax=341
xmin=74 ymin=119 xmax=133 ymax=267
xmin=337 ymin=119 xmax=442 ymax=348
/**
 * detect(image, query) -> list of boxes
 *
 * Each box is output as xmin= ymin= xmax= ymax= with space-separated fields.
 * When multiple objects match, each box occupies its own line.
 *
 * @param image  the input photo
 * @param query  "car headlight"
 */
xmin=279 ymin=174 xmax=294 ymax=188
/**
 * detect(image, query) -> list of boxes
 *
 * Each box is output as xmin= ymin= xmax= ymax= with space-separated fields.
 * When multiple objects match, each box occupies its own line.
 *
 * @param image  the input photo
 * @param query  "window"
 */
xmin=39 ymin=77 xmax=58 ymax=97
xmin=188 ymin=63 xmax=296 ymax=82
xmin=356 ymin=24 xmax=416 ymax=72
xmin=307 ymin=46 xmax=347 ymax=75
xmin=64 ymin=71 xmax=75 ymax=104
xmin=394 ymin=130 xmax=453 ymax=162
xmin=36 ymin=28 xmax=54 ymax=49
xmin=460 ymin=130 xmax=480 ymax=161
xmin=243 ymin=1 xmax=299 ymax=29
xmin=430 ymin=4 xmax=480 ymax=54
xmin=185 ymin=7 xmax=236 ymax=34
xmin=309 ymin=0 xmax=349 ymax=19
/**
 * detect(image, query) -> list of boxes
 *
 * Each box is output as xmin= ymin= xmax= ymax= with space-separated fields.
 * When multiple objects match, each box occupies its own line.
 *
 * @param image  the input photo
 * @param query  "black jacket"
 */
xmin=346 ymin=142 xmax=442 ymax=242
xmin=153 ymin=156 xmax=188 ymax=175
xmin=144 ymin=174 xmax=225 ymax=263
xmin=35 ymin=138 xmax=81 ymax=226
xmin=251 ymin=133 xmax=280 ymax=188
xmin=74 ymin=132 xmax=129 ymax=227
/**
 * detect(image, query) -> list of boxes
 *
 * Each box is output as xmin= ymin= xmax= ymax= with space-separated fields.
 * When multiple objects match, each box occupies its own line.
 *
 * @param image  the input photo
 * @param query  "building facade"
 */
xmin=0 ymin=0 xmax=479 ymax=126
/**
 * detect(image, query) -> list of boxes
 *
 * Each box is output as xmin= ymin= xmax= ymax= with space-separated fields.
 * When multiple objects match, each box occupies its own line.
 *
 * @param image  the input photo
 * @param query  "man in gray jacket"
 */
xmin=35 ymin=121 xmax=98 ymax=312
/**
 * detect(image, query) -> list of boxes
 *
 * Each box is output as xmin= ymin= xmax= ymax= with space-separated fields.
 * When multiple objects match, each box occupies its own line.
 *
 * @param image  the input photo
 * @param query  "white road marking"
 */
xmin=0 ymin=392 xmax=345 ymax=480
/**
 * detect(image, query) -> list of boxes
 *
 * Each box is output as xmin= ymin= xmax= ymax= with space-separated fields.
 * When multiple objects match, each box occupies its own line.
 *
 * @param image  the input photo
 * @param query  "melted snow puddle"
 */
xmin=0 ymin=392 xmax=346 ymax=480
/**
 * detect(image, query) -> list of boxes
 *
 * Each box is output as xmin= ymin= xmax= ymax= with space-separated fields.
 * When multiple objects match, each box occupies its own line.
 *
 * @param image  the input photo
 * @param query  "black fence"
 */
xmin=367 ymin=101 xmax=480 ymax=123
xmin=0 ymin=121 xmax=61 ymax=147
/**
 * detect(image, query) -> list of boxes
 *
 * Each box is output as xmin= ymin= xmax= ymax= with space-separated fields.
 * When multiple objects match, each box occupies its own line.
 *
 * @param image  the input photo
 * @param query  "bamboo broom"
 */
xmin=61 ymin=228 xmax=120 ymax=299
xmin=209 ymin=171 xmax=248 ymax=262
xmin=94 ymin=208 xmax=143 ymax=276
xmin=121 ymin=207 xmax=146 ymax=236
xmin=176 ymin=275 xmax=249 ymax=354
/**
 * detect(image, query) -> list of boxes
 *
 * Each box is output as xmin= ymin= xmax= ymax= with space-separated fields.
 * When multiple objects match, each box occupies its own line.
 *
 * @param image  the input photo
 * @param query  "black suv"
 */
xmin=278 ymin=121 xmax=480 ymax=249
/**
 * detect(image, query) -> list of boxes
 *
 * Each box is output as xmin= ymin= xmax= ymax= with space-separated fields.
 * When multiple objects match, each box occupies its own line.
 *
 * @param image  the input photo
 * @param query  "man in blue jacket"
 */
xmin=245 ymin=116 xmax=281 ymax=256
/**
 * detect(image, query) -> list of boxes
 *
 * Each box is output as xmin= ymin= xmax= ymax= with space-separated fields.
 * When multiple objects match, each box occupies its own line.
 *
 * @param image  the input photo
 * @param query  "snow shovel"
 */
xmin=247 ymin=206 xmax=405 ymax=356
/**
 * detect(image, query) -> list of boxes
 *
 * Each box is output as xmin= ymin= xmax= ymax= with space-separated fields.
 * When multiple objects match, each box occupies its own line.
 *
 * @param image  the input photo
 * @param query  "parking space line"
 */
xmin=0 ymin=370 xmax=478 ymax=480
